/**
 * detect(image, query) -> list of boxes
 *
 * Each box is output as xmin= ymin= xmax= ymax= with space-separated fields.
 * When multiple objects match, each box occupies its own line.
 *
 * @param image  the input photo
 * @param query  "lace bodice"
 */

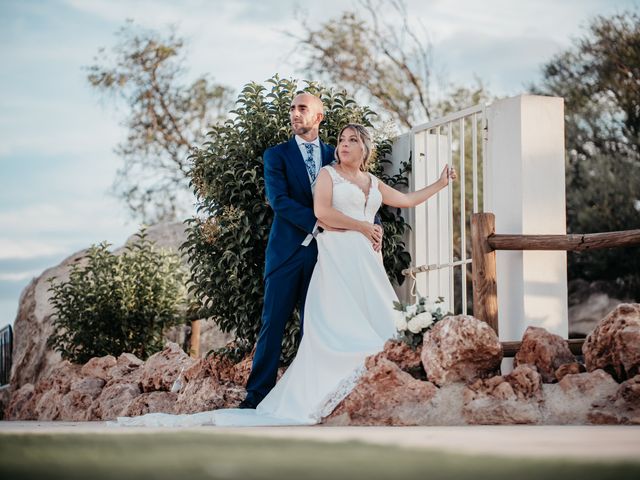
xmin=322 ymin=165 xmax=381 ymax=223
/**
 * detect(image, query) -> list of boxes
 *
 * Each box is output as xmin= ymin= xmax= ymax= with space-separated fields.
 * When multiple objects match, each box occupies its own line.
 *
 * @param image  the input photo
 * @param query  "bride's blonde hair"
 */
xmin=334 ymin=123 xmax=374 ymax=172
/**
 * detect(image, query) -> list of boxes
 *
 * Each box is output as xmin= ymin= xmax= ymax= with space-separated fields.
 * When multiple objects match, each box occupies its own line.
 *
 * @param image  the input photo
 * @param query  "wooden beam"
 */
xmin=502 ymin=339 xmax=585 ymax=357
xmin=471 ymin=213 xmax=499 ymax=334
xmin=488 ymin=229 xmax=640 ymax=252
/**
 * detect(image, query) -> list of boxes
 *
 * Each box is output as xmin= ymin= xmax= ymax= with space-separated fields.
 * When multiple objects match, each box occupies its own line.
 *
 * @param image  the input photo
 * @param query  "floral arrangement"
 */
xmin=393 ymin=295 xmax=447 ymax=349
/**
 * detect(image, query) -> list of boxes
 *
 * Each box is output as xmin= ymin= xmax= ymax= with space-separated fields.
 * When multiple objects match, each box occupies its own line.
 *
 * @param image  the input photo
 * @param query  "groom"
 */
xmin=240 ymin=93 xmax=381 ymax=408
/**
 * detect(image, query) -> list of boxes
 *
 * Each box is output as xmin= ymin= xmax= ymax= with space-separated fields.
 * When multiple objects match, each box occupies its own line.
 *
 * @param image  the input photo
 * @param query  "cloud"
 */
xmin=0 ymin=238 xmax=70 ymax=260
xmin=0 ymin=271 xmax=43 ymax=282
xmin=0 ymin=198 xmax=134 ymax=281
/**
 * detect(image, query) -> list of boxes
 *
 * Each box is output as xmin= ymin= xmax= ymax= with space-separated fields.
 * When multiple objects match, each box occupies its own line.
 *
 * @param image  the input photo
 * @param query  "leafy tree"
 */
xmin=47 ymin=229 xmax=187 ymax=363
xmin=533 ymin=10 xmax=640 ymax=300
xmin=183 ymin=76 xmax=411 ymax=364
xmin=86 ymin=20 xmax=234 ymax=223
xmin=291 ymin=0 xmax=434 ymax=129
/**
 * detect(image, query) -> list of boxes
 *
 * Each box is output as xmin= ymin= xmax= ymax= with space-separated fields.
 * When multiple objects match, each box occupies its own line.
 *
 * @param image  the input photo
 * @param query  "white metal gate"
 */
xmin=405 ymin=104 xmax=488 ymax=315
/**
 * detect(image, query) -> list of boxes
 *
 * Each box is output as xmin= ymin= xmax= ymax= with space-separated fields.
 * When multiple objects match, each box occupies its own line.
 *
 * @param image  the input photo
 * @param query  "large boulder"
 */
xmin=582 ymin=303 xmax=640 ymax=381
xmin=421 ymin=315 xmax=502 ymax=386
xmin=514 ymin=326 xmax=576 ymax=383
xmin=323 ymin=353 xmax=438 ymax=426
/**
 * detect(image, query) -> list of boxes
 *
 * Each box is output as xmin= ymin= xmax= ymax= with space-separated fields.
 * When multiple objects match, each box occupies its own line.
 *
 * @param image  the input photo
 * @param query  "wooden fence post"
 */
xmin=471 ymin=213 xmax=499 ymax=334
xmin=189 ymin=320 xmax=201 ymax=358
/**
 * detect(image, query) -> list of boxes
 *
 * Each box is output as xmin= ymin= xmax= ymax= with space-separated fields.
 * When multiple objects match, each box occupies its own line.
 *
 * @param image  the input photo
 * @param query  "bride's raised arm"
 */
xmin=378 ymin=164 xmax=456 ymax=208
xmin=313 ymin=168 xmax=381 ymax=243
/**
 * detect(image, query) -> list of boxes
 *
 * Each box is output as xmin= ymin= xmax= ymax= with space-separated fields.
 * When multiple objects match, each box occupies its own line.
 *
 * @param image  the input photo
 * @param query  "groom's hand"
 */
xmin=372 ymin=224 xmax=383 ymax=252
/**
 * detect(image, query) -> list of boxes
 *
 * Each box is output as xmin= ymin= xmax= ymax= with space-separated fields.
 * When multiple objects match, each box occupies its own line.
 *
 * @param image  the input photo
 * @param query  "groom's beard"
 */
xmin=291 ymin=123 xmax=312 ymax=136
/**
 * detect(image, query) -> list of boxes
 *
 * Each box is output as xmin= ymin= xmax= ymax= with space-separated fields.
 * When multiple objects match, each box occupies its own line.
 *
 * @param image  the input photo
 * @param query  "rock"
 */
xmin=107 ymin=353 xmax=144 ymax=380
xmin=616 ymin=374 xmax=640 ymax=408
xmin=323 ymin=355 xmax=438 ymax=426
xmin=555 ymin=362 xmax=586 ymax=382
xmin=28 ymin=361 xmax=82 ymax=421
xmin=543 ymin=369 xmax=619 ymax=424
xmin=123 ymin=391 xmax=178 ymax=416
xmin=139 ymin=342 xmax=195 ymax=392
xmin=582 ymin=303 xmax=640 ymax=381
xmin=230 ymin=355 xmax=254 ymax=386
xmin=90 ymin=381 xmax=142 ymax=420
xmin=3 ymin=383 xmax=36 ymax=420
xmin=462 ymin=365 xmax=543 ymax=424
xmin=9 ymin=251 xmax=86 ymax=393
xmin=59 ymin=377 xmax=105 ymax=421
xmin=378 ymin=340 xmax=423 ymax=377
xmin=174 ymin=377 xmax=245 ymax=414
xmin=589 ymin=375 xmax=640 ymax=425
xmin=589 ymin=374 xmax=640 ymax=425
xmin=421 ymin=315 xmax=502 ymax=386
xmin=514 ymin=326 xmax=576 ymax=383
xmin=172 ymin=354 xmax=245 ymax=413
xmin=81 ymin=355 xmax=117 ymax=381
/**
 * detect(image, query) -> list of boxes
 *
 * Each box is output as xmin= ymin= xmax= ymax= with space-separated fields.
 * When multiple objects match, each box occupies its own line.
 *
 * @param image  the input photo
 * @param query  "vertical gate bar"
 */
xmin=435 ymin=126 xmax=441 ymax=300
xmin=472 ymin=113 xmax=478 ymax=213
xmin=481 ymin=105 xmax=488 ymax=212
xmin=423 ymin=130 xmax=430 ymax=298
xmin=447 ymin=122 xmax=454 ymax=313
xmin=459 ymin=117 xmax=467 ymax=315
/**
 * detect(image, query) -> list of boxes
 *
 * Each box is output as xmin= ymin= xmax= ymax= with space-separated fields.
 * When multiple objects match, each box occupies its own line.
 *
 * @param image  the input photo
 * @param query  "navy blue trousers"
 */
xmin=244 ymin=243 xmax=318 ymax=405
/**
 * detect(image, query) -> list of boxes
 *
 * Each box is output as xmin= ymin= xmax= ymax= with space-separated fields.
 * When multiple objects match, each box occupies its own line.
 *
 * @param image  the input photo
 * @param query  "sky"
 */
xmin=1 ymin=0 xmax=638 ymax=329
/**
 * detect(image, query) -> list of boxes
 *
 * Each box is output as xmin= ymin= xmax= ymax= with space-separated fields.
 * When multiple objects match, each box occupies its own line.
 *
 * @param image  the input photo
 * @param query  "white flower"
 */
xmin=405 ymin=303 xmax=418 ymax=317
xmin=407 ymin=316 xmax=423 ymax=334
xmin=413 ymin=311 xmax=434 ymax=329
xmin=394 ymin=310 xmax=408 ymax=331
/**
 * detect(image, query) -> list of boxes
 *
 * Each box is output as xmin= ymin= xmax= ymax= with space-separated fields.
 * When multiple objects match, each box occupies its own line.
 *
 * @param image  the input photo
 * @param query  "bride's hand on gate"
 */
xmin=359 ymin=221 xmax=382 ymax=245
xmin=439 ymin=164 xmax=457 ymax=186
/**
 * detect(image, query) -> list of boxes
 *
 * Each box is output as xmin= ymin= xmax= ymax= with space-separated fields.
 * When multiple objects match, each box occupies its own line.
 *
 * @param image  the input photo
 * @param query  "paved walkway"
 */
xmin=2 ymin=421 xmax=640 ymax=461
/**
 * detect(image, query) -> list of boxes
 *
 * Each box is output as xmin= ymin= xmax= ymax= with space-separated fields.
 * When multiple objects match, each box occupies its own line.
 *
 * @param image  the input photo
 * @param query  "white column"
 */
xmin=485 ymin=95 xmax=568 ymax=370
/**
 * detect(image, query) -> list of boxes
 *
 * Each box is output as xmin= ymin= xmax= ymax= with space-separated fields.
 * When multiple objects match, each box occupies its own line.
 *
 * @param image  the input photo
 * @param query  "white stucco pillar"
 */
xmin=485 ymin=95 xmax=568 ymax=373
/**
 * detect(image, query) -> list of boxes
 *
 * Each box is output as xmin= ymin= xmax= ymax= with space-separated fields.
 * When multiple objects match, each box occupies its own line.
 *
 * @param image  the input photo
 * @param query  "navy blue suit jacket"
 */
xmin=263 ymin=137 xmax=335 ymax=278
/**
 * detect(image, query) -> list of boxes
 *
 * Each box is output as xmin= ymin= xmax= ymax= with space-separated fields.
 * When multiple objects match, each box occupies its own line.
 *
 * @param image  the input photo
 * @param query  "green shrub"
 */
xmin=47 ymin=229 xmax=187 ymax=363
xmin=183 ymin=75 xmax=411 ymax=364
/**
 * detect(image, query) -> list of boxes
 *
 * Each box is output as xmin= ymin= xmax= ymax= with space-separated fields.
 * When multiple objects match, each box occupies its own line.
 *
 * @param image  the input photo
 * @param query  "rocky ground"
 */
xmin=4 ymin=303 xmax=639 ymax=425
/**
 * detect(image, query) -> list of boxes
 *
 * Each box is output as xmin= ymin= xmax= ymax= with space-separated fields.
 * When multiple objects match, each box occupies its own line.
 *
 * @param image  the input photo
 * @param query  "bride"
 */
xmin=109 ymin=123 xmax=456 ymax=427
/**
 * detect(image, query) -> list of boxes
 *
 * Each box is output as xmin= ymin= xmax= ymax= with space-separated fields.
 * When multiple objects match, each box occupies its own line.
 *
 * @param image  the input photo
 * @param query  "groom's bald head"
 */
xmin=290 ymin=93 xmax=324 ymax=138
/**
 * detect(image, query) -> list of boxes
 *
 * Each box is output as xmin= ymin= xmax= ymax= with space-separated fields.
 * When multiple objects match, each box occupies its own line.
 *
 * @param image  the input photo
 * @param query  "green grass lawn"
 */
xmin=1 ymin=431 xmax=638 ymax=480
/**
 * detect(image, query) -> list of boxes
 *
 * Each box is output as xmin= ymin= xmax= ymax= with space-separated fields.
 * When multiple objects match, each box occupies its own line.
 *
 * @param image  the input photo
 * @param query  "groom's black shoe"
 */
xmin=238 ymin=398 xmax=257 ymax=409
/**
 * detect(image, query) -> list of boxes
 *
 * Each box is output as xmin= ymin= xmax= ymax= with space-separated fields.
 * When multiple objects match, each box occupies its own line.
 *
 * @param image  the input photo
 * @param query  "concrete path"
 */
xmin=2 ymin=421 xmax=640 ymax=461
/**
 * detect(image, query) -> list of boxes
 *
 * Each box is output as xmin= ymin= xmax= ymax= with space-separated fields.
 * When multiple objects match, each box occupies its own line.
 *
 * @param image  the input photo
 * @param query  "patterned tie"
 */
xmin=303 ymin=142 xmax=317 ymax=183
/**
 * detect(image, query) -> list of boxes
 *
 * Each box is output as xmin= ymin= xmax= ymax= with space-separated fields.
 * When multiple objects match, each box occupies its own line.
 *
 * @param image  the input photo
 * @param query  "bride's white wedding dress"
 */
xmin=108 ymin=165 xmax=398 ymax=427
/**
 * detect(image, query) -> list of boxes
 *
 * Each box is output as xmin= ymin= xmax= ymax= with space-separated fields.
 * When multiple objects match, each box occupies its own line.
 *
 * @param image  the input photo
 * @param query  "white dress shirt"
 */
xmin=294 ymin=135 xmax=321 ymax=184
xmin=294 ymin=135 xmax=321 ymax=246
